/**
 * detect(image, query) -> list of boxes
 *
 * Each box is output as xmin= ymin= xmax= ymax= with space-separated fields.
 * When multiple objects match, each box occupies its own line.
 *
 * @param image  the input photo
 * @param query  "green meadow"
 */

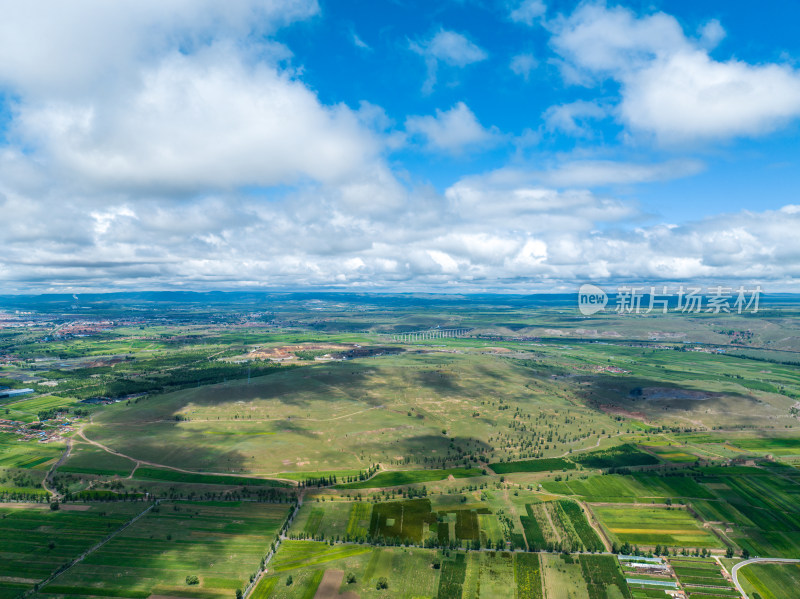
xmin=82 ymin=351 xmax=624 ymax=475
xmin=42 ymin=501 xmax=290 ymax=599
xmin=0 ymin=503 xmax=143 ymax=596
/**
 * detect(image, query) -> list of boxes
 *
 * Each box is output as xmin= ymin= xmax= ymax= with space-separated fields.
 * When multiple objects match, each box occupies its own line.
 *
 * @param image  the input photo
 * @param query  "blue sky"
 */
xmin=1 ymin=0 xmax=800 ymax=292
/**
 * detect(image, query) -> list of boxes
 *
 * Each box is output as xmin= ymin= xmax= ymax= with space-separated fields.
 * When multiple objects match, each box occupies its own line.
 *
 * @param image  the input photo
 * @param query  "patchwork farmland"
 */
xmin=3 ymin=293 xmax=800 ymax=598
xmin=40 ymin=502 xmax=289 ymax=599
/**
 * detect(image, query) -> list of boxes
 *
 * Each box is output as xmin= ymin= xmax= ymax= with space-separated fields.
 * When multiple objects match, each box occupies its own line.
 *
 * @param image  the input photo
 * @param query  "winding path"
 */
xmin=730 ymin=557 xmax=800 ymax=597
xmin=42 ymin=438 xmax=73 ymax=499
xmin=555 ymin=432 xmax=624 ymax=458
xmin=77 ymin=428 xmax=299 ymax=486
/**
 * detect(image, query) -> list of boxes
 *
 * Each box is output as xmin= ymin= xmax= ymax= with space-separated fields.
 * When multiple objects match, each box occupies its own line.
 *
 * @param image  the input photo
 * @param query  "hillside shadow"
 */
xmin=576 ymin=374 xmax=766 ymax=424
xmin=40 ymin=501 xmax=290 ymax=597
xmin=90 ymin=355 xmax=504 ymax=475
xmin=355 ymin=433 xmax=493 ymax=468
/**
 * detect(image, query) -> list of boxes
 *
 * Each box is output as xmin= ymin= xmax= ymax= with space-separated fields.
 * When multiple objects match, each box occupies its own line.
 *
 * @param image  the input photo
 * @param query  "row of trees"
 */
xmin=298 ymin=464 xmax=379 ymax=488
xmin=612 ymin=541 xmax=743 ymax=559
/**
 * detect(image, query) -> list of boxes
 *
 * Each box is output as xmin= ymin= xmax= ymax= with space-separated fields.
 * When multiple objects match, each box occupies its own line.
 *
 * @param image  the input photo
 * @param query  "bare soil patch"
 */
xmin=249 ymin=343 xmax=354 ymax=361
xmin=0 ymin=502 xmax=49 ymax=510
xmin=314 ymin=569 xmax=348 ymax=599
xmin=597 ymin=405 xmax=648 ymax=420
xmin=0 ymin=576 xmax=39 ymax=584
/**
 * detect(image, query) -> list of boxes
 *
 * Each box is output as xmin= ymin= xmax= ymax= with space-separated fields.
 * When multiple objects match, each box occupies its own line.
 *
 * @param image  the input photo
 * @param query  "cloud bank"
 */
xmin=550 ymin=3 xmax=800 ymax=143
xmin=0 ymin=1 xmax=799 ymax=292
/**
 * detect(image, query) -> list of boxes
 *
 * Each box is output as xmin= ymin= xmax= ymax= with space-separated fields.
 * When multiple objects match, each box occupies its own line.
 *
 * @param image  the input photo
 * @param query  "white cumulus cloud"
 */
xmin=405 ymin=102 xmax=499 ymax=154
xmin=509 ymin=0 xmax=547 ymax=26
xmin=14 ymin=44 xmax=383 ymax=192
xmin=510 ymin=53 xmax=538 ymax=81
xmin=410 ymin=29 xmax=488 ymax=93
xmin=0 ymin=0 xmax=319 ymax=97
xmin=550 ymin=2 xmax=800 ymax=143
xmin=543 ymin=100 xmax=607 ymax=136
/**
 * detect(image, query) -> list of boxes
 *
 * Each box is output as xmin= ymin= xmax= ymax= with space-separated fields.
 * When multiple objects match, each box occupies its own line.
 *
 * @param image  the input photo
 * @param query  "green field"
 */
xmin=0 ymin=435 xmax=62 ymax=472
xmin=287 ymin=495 xmax=508 ymax=548
xmin=579 ymin=555 xmax=632 ymax=599
xmin=518 ymin=502 xmax=560 ymax=551
xmin=270 ymin=540 xmax=372 ymax=572
xmin=346 ymin=502 xmax=372 ymax=538
xmin=289 ymin=501 xmax=354 ymax=540
xmin=515 ymin=553 xmax=543 ymax=599
xmin=369 ymin=498 xmax=438 ymax=545
xmin=0 ymin=463 xmax=50 ymax=500
xmin=57 ymin=443 xmax=136 ymax=477
xmin=668 ymin=557 xmax=738 ymax=597
xmin=739 ymin=562 xmax=800 ymax=599
xmin=489 ymin=457 xmax=576 ymax=474
xmin=571 ymin=444 xmax=660 ymax=470
xmin=639 ymin=444 xmax=699 ymax=463
xmin=438 ymin=553 xmax=468 ymax=599
xmin=265 ymin=542 xmax=442 ymax=598
xmin=0 ymin=502 xmax=143 ymax=596
xmin=544 ymin=472 xmax=715 ymax=503
xmin=42 ymin=501 xmax=290 ymax=599
xmin=558 ymin=500 xmax=604 ymax=552
xmin=727 ymin=437 xmax=800 ymax=456
xmin=542 ymin=553 xmax=590 ymax=599
xmin=594 ymin=506 xmax=723 ymax=549
xmin=692 ymin=467 xmax=800 ymax=557
xmin=518 ymin=499 xmax=603 ymax=553
xmin=336 ymin=467 xmax=483 ymax=489
xmin=520 ymin=504 xmax=548 ymax=550
xmin=132 ymin=467 xmax=290 ymax=487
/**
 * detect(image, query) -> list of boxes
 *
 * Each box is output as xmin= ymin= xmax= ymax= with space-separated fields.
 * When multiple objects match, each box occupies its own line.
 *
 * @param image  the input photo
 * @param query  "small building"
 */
xmin=618 ymin=555 xmax=663 ymax=564
xmin=0 ymin=388 xmax=34 ymax=399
